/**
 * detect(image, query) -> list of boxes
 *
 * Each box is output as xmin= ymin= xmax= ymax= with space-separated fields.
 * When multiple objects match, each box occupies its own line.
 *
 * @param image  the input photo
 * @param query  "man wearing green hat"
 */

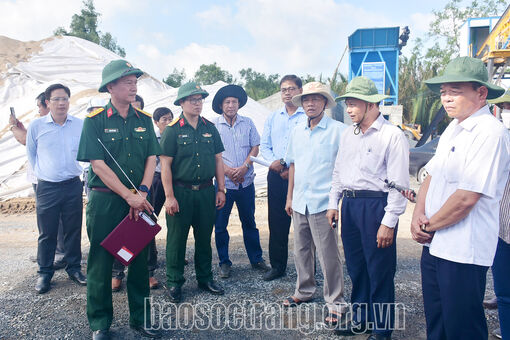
xmin=327 ymin=76 xmax=409 ymax=339
xmin=77 ymin=59 xmax=161 ymax=339
xmin=160 ymin=81 xmax=226 ymax=303
xmin=409 ymin=57 xmax=510 ymax=340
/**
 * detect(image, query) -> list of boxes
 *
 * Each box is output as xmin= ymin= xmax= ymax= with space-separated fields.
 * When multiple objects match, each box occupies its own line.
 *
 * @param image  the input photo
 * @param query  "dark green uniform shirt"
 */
xmin=77 ymin=101 xmax=161 ymax=189
xmin=160 ymin=114 xmax=224 ymax=183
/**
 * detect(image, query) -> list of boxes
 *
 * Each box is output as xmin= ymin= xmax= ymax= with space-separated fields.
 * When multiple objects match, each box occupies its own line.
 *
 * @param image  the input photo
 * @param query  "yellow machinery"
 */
xmin=476 ymin=5 xmax=510 ymax=83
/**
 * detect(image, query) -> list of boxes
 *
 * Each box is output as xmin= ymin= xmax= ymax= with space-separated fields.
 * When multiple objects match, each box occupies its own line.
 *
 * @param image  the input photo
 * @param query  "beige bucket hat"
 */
xmin=291 ymin=82 xmax=336 ymax=109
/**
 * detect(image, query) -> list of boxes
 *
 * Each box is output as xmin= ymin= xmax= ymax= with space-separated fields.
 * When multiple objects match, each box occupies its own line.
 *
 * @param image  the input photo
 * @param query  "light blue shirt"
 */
xmin=260 ymin=106 xmax=306 ymax=162
xmin=286 ymin=114 xmax=346 ymax=214
xmin=26 ymin=113 xmax=84 ymax=182
xmin=213 ymin=114 xmax=260 ymax=190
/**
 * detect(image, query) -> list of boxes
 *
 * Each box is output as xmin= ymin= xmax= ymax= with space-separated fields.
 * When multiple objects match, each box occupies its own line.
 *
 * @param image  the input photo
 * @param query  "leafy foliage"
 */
xmin=163 ymin=68 xmax=186 ymax=87
xmin=54 ymin=0 xmax=126 ymax=57
xmin=193 ymin=62 xmax=233 ymax=85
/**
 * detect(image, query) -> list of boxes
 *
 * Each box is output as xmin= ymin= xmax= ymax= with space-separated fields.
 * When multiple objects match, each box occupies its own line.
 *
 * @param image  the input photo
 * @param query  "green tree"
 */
xmin=239 ymin=68 xmax=280 ymax=100
xmin=193 ymin=63 xmax=233 ymax=85
xmin=398 ymin=0 xmax=507 ymax=131
xmin=163 ymin=68 xmax=186 ymax=87
xmin=54 ymin=0 xmax=126 ymax=57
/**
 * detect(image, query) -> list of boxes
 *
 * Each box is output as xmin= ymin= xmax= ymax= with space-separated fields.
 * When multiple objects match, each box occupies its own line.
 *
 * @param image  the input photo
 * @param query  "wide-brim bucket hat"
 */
xmin=488 ymin=88 xmax=510 ymax=107
xmin=174 ymin=81 xmax=209 ymax=106
xmin=336 ymin=76 xmax=389 ymax=103
xmin=212 ymin=84 xmax=248 ymax=114
xmin=291 ymin=82 xmax=337 ymax=109
xmin=99 ymin=60 xmax=144 ymax=93
xmin=425 ymin=57 xmax=504 ymax=99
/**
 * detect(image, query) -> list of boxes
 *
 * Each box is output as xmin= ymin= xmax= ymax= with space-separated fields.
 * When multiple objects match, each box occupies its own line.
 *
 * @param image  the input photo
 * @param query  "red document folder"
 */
xmin=100 ymin=212 xmax=162 ymax=266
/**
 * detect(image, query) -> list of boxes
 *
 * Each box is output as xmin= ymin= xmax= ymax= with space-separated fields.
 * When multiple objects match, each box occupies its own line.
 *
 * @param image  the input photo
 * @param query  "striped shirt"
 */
xmin=212 ymin=114 xmax=260 ymax=190
xmin=500 ymin=175 xmax=510 ymax=244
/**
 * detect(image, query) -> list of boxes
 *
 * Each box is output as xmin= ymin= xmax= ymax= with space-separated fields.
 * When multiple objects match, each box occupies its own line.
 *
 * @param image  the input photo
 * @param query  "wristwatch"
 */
xmin=244 ymin=162 xmax=250 ymax=169
xmin=279 ymin=158 xmax=287 ymax=167
xmin=138 ymin=185 xmax=150 ymax=194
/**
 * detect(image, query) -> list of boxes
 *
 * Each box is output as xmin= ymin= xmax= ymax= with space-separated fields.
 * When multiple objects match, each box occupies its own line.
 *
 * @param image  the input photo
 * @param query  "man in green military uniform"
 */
xmin=77 ymin=60 xmax=161 ymax=340
xmin=160 ymin=81 xmax=226 ymax=303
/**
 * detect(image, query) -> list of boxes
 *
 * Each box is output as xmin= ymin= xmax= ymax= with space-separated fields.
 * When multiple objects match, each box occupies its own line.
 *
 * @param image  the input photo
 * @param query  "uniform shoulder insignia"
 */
xmin=86 ymin=107 xmax=105 ymax=118
xmin=134 ymin=107 xmax=152 ymax=118
xmin=168 ymin=117 xmax=180 ymax=127
xmin=202 ymin=117 xmax=211 ymax=125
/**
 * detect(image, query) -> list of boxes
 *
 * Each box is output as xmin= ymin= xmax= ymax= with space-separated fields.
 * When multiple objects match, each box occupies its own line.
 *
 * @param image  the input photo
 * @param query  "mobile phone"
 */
xmin=10 ymin=107 xmax=16 ymax=120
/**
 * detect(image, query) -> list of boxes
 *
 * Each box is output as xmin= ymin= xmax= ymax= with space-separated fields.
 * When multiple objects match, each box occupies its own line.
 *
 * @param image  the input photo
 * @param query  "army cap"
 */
xmin=425 ymin=57 xmax=504 ymax=100
xmin=99 ymin=60 xmax=144 ymax=93
xmin=174 ymin=81 xmax=209 ymax=106
xmin=336 ymin=76 xmax=389 ymax=103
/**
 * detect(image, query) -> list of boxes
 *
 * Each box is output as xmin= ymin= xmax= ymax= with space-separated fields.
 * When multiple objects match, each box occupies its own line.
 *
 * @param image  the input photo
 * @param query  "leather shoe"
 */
xmin=35 ymin=275 xmax=51 ymax=294
xmin=53 ymin=260 xmax=67 ymax=270
xmin=130 ymin=324 xmax=161 ymax=338
xmin=198 ymin=280 xmax=225 ymax=295
xmin=167 ymin=286 xmax=182 ymax=303
xmin=92 ymin=329 xmax=110 ymax=340
xmin=252 ymin=261 xmax=270 ymax=271
xmin=219 ymin=263 xmax=231 ymax=278
xmin=335 ymin=320 xmax=371 ymax=336
xmin=149 ymin=276 xmax=159 ymax=289
xmin=366 ymin=334 xmax=391 ymax=340
xmin=263 ymin=268 xmax=285 ymax=281
xmin=112 ymin=278 xmax=122 ymax=292
xmin=69 ymin=271 xmax=87 ymax=286
xmin=483 ymin=296 xmax=498 ymax=309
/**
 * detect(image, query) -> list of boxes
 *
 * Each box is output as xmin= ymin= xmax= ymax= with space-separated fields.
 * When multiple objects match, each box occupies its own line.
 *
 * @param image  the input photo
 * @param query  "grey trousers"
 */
xmin=292 ymin=210 xmax=347 ymax=313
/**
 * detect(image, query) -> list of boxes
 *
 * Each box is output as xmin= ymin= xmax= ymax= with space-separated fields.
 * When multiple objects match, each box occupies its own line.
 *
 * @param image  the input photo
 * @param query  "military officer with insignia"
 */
xmin=160 ymin=81 xmax=226 ymax=303
xmin=77 ymin=60 xmax=161 ymax=340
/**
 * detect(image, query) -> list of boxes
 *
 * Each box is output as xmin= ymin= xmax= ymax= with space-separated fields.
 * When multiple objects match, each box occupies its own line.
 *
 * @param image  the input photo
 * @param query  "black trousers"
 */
xmin=36 ymin=177 xmax=83 ymax=277
xmin=33 ymin=183 xmax=65 ymax=262
xmin=267 ymin=170 xmax=291 ymax=273
xmin=112 ymin=172 xmax=163 ymax=279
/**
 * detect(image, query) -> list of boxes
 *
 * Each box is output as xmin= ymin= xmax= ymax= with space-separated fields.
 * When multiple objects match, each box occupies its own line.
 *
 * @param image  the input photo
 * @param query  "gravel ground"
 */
xmin=0 ymin=180 xmax=501 ymax=339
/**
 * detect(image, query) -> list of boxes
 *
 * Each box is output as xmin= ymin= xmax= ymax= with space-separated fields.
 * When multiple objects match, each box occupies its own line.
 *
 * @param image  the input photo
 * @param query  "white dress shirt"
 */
xmin=425 ymin=105 xmax=510 ymax=266
xmin=328 ymin=113 xmax=409 ymax=228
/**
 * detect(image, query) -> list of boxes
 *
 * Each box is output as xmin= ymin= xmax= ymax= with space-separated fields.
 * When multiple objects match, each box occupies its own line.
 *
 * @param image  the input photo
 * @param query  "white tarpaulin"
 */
xmin=0 ymin=35 xmax=272 ymax=199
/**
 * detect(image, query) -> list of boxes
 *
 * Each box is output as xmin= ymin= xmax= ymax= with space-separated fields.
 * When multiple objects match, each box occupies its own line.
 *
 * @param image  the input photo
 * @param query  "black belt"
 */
xmin=342 ymin=190 xmax=387 ymax=198
xmin=38 ymin=176 xmax=80 ymax=185
xmin=174 ymin=180 xmax=213 ymax=191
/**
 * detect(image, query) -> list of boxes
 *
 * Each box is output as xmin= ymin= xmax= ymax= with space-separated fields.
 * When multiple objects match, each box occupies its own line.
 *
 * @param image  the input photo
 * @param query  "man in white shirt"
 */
xmin=410 ymin=57 xmax=509 ymax=340
xmin=327 ymin=76 xmax=409 ymax=340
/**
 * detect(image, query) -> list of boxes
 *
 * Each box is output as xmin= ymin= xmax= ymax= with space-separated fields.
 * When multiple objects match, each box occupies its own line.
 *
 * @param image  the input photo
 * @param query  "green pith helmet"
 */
xmin=173 ymin=82 xmax=209 ymax=106
xmin=488 ymin=88 xmax=510 ymax=107
xmin=336 ymin=76 xmax=389 ymax=103
xmin=99 ymin=60 xmax=144 ymax=93
xmin=425 ymin=57 xmax=504 ymax=100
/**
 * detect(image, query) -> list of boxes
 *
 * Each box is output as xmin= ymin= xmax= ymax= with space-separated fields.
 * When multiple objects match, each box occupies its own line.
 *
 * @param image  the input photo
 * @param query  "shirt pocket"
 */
xmin=131 ymin=130 xmax=149 ymax=158
xmin=444 ymin=145 xmax=463 ymax=184
xmin=315 ymin=143 xmax=335 ymax=164
xmin=200 ymin=135 xmax=215 ymax=155
xmin=176 ymin=136 xmax=194 ymax=157
xmin=360 ymin=145 xmax=382 ymax=176
xmin=102 ymin=131 xmax=123 ymax=156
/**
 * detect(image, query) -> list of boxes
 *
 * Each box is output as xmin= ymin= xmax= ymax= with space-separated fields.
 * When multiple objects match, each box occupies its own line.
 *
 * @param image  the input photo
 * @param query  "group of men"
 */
xmin=9 ymin=55 xmax=510 ymax=340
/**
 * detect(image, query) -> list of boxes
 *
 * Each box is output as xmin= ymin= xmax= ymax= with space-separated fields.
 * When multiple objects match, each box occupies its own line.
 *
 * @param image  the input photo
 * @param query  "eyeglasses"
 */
xmin=50 ymin=97 xmax=70 ymax=102
xmin=186 ymin=97 xmax=204 ymax=105
xmin=281 ymin=87 xmax=298 ymax=93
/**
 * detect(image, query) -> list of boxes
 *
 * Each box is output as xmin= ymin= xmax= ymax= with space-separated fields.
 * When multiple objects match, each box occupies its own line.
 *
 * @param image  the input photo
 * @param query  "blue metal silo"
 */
xmin=348 ymin=27 xmax=400 ymax=105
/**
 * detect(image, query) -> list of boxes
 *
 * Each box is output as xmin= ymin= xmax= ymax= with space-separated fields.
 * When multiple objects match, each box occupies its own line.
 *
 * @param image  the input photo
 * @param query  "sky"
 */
xmin=0 ymin=0 xmax=452 ymax=83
